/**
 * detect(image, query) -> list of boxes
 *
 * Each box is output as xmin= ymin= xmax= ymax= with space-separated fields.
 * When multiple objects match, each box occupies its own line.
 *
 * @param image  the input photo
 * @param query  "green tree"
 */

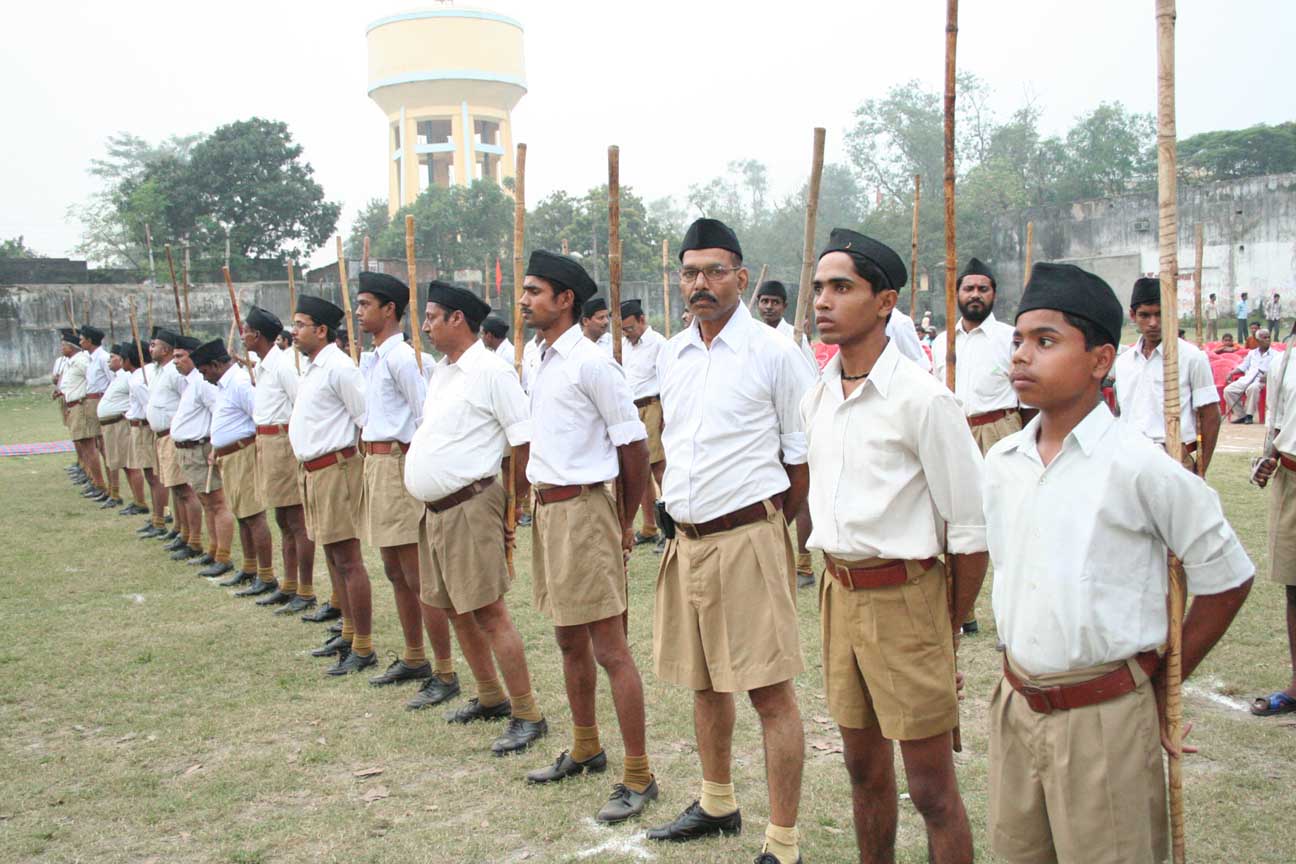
xmin=1179 ymin=122 xmax=1296 ymax=181
xmin=1052 ymin=102 xmax=1156 ymax=201
xmin=345 ymin=198 xmax=392 ymax=259
xmin=0 ymin=236 xmax=37 ymax=258
xmin=372 ymin=180 xmax=513 ymax=279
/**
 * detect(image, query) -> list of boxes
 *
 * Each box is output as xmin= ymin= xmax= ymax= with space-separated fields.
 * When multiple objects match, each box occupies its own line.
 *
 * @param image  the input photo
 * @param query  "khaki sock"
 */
xmin=340 ymin=618 xmax=355 ymax=643
xmin=701 ymin=779 xmax=739 ymax=817
xmin=571 ymin=724 xmax=602 ymax=763
xmin=763 ymin=823 xmax=799 ymax=864
xmin=242 ymin=557 xmax=256 ymax=573
xmin=352 ymin=632 xmax=373 ymax=656
xmin=151 ymin=514 xmax=165 ymax=529
xmin=256 ymin=565 xmax=274 ymax=584
xmin=297 ymin=582 xmax=315 ymax=598
xmin=622 ymin=754 xmax=653 ymax=794
xmin=475 ymin=677 xmax=507 ymax=708
xmin=188 ymin=538 xmax=203 ymax=553
xmin=206 ymin=543 xmax=216 ymax=557
xmin=214 ymin=547 xmax=231 ymax=564
xmin=329 ymin=591 xmax=339 ymax=607
xmin=110 ymin=481 xmax=120 ymax=497
xmin=796 ymin=551 xmax=812 ymax=573
xmin=510 ymin=690 xmax=542 ymax=723
xmin=434 ymin=657 xmax=455 ymax=682
xmin=280 ymin=573 xmax=297 ymax=593
xmin=403 ymin=643 xmax=427 ymax=665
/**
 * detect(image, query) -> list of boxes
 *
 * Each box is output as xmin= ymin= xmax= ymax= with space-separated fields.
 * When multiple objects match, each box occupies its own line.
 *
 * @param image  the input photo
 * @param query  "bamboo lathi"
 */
xmin=661 ymin=239 xmax=672 ymax=337
xmin=1193 ymin=224 xmax=1204 ymax=345
xmin=165 ymin=244 xmax=184 ymax=335
xmin=506 ymin=142 xmax=528 ymax=579
xmin=792 ymin=128 xmax=827 ymax=345
xmin=335 ymin=236 xmax=359 ymax=365
xmin=1023 ymin=221 xmax=1034 ymax=288
xmin=943 ymin=0 xmax=963 ymax=755
xmin=129 ymin=300 xmax=148 ymax=384
xmin=405 ymin=217 xmax=423 ymax=374
xmin=910 ymin=174 xmax=921 ymax=318
xmin=221 ymin=266 xmax=254 ymax=385
xmin=286 ymin=261 xmax=301 ymax=373
xmin=748 ymin=264 xmax=770 ymax=312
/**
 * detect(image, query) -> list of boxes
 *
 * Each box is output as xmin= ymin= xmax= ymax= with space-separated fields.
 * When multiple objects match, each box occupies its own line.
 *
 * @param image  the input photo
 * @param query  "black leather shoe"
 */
xmin=448 ymin=697 xmax=512 ymax=724
xmin=301 ymin=602 xmax=341 ymax=623
xmin=218 ymin=570 xmax=255 ymax=588
xmin=255 ymin=587 xmax=292 ymax=606
xmin=525 ymin=749 xmax=608 ymax=784
xmin=796 ymin=571 xmax=815 ymax=589
xmin=962 ymin=620 xmax=979 ymax=636
xmin=646 ymin=800 xmax=742 ymax=842
xmin=490 ymin=717 xmax=548 ymax=755
xmin=405 ymin=674 xmax=461 ymax=709
xmin=753 ymin=855 xmax=801 ymax=864
xmin=187 ymin=553 xmax=216 ymax=567
xmin=327 ymin=650 xmax=376 ymax=676
xmin=370 ymin=658 xmax=433 ymax=686
xmin=158 ymin=530 xmax=180 ymax=543
xmin=99 ymin=497 xmax=122 ymax=509
xmin=119 ymin=504 xmax=147 ymax=516
xmin=276 ymin=595 xmax=316 ymax=615
xmin=137 ymin=523 xmax=158 ymax=535
xmin=170 ymin=547 xmax=200 ymax=561
xmin=163 ymin=537 xmax=187 ymax=552
xmin=597 ymin=779 xmax=658 ymax=823
xmin=88 ymin=491 xmax=111 ymax=503
xmin=311 ymin=634 xmax=350 ymax=657
xmin=200 ymin=561 xmax=234 ymax=578
xmin=234 ymin=578 xmax=275 ymax=597
xmin=516 ymin=513 xmax=532 ymax=527
xmin=137 ymin=526 xmax=166 ymax=539
xmin=327 ymin=622 xmax=343 ymax=635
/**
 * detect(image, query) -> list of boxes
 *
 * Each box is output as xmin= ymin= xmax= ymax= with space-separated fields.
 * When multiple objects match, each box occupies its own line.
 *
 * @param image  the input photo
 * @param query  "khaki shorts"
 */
xmin=256 ymin=432 xmax=301 ymax=508
xmin=360 ymin=449 xmax=423 ymax=548
xmin=1268 ymin=459 xmax=1296 ymax=586
xmin=532 ymin=484 xmax=626 ymax=627
xmin=217 ymin=441 xmax=264 ymax=519
xmin=420 ymin=480 xmax=512 ymax=613
xmin=970 ymin=409 xmax=1022 ymax=456
xmin=654 ymin=505 xmax=803 ymax=693
xmin=156 ymin=434 xmax=186 ymax=488
xmin=988 ymin=655 xmax=1167 ymax=864
xmin=820 ymin=559 xmax=958 ymax=740
xmin=299 ymin=449 xmax=363 ymax=546
xmin=68 ymin=400 xmax=98 ymax=441
xmin=101 ymin=418 xmax=130 ymax=469
xmin=639 ymin=398 xmax=665 ymax=464
xmin=177 ymin=441 xmax=220 ymax=494
xmin=129 ymin=424 xmax=158 ymax=471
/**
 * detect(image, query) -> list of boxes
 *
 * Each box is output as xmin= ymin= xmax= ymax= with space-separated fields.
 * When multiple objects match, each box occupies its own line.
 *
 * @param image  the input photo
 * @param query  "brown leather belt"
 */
xmin=214 ymin=436 xmax=256 ymax=458
xmin=362 ymin=440 xmax=407 ymax=456
xmin=173 ymin=437 xmax=209 ymax=449
xmin=156 ymin=428 xmax=171 ymax=439
xmin=825 ymin=554 xmax=938 ymax=590
xmin=634 ymin=394 xmax=661 ymax=409
xmin=129 ymin=419 xmax=147 ymax=428
xmin=1281 ymin=453 xmax=1296 ymax=473
xmin=427 ymin=476 xmax=496 ymax=514
xmin=303 ymin=446 xmax=357 ymax=473
xmin=1004 ymin=651 xmax=1160 ymax=715
xmin=677 ymin=494 xmax=785 ymax=540
xmin=534 ymin=483 xmax=605 ymax=506
xmin=1184 ymin=440 xmax=1198 ymax=454
xmin=256 ymin=423 xmax=289 ymax=436
xmin=86 ymin=392 xmax=104 ymax=400
xmin=968 ymin=408 xmax=1012 ymax=428
xmin=99 ymin=415 xmax=125 ymax=426
xmin=64 ymin=398 xmax=84 ymax=408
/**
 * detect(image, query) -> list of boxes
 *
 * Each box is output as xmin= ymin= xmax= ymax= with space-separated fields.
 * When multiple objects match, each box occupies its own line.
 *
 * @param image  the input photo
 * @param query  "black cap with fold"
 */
xmin=526 ymin=250 xmax=599 ymax=305
xmin=818 ymin=228 xmax=907 ymax=291
xmin=679 ymin=218 xmax=742 ymax=262
xmin=1017 ymin=263 xmax=1123 ymax=347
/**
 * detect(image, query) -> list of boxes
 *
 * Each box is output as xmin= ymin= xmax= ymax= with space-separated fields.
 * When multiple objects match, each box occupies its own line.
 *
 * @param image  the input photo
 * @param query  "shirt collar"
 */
xmin=218 ymin=363 xmax=241 ymax=388
xmin=1005 ymin=400 xmax=1114 ymax=459
xmin=822 ymin=338 xmax=901 ymax=400
xmin=958 ymin=310 xmax=999 ymax=336
xmin=451 ymin=338 xmax=490 ymax=372
xmin=309 ymin=342 xmax=342 ymax=370
xmin=683 ymin=302 xmax=754 ymax=354
xmin=544 ymin=324 xmax=585 ymax=359
xmin=375 ymin=333 xmax=404 ymax=358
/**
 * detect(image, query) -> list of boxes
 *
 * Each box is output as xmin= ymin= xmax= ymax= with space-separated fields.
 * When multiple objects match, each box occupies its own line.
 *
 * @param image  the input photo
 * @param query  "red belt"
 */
xmin=256 ymin=423 xmax=289 ymax=436
xmin=86 ymin=392 xmax=104 ymax=400
xmin=156 ymin=428 xmax=171 ymax=439
xmin=303 ymin=446 xmax=357 ymax=473
xmin=1003 ymin=651 xmax=1160 ymax=715
xmin=1281 ymin=453 xmax=1296 ymax=473
xmin=634 ymin=394 xmax=661 ymax=409
xmin=129 ymin=419 xmax=148 ymax=428
xmin=99 ymin=415 xmax=125 ymax=426
xmin=825 ymin=554 xmax=938 ymax=590
xmin=427 ymin=476 xmax=496 ymax=514
xmin=362 ymin=440 xmax=407 ymax=456
xmin=968 ymin=408 xmax=1012 ymax=428
xmin=677 ymin=494 xmax=785 ymax=540
xmin=534 ymin=483 xmax=605 ymax=506
xmin=214 ymin=436 xmax=256 ymax=458
xmin=65 ymin=398 xmax=84 ymax=407
xmin=173 ymin=437 xmax=209 ymax=449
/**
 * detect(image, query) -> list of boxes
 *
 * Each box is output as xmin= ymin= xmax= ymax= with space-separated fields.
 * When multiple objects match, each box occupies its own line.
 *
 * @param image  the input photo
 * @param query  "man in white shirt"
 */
xmin=985 ymin=262 xmax=1254 ymax=863
xmin=1205 ymin=292 xmax=1219 ymax=341
xmin=116 ymin=343 xmax=153 ymax=517
xmin=480 ymin=312 xmax=515 ymax=362
xmin=128 ymin=333 xmax=168 ymax=534
xmin=1224 ymin=328 xmax=1274 ymax=423
xmin=63 ymin=327 xmax=108 ymax=500
xmin=581 ymin=295 xmax=614 ymax=355
xmin=290 ymin=295 xmax=375 ymax=676
xmin=647 ymin=219 xmax=813 ymax=864
xmin=145 ymin=329 xmax=191 ymax=545
xmin=1114 ymin=277 xmax=1222 ymax=473
xmin=95 ymin=344 xmax=133 ymax=509
xmin=801 ymin=229 xmax=985 ymax=864
xmin=886 ymin=307 xmax=931 ymax=371
xmin=619 ymin=298 xmax=669 ymax=550
xmin=52 ymin=342 xmax=70 ymax=439
xmin=518 ymin=250 xmax=657 ymax=823
xmin=1237 ymin=291 xmax=1251 ymax=341
xmin=1266 ymin=291 xmax=1283 ymax=335
xmin=406 ymin=281 xmax=548 ymax=751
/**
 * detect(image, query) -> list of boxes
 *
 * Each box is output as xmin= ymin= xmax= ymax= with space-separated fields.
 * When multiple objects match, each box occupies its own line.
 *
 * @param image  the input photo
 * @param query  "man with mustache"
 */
xmin=581 ymin=295 xmax=614 ymax=356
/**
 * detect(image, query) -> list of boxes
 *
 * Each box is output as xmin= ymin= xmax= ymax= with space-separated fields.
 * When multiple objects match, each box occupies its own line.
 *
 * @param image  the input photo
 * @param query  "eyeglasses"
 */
xmin=678 ymin=265 xmax=741 ymax=285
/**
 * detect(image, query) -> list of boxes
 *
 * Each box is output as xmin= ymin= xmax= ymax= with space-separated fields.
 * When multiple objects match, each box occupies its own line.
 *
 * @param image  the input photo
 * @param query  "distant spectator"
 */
xmin=1237 ymin=291 xmax=1250 ymax=341
xmin=1267 ymin=292 xmax=1283 ymax=336
xmin=1214 ymin=332 xmax=1241 ymax=354
xmin=1224 ymin=328 xmax=1273 ymax=423
xmin=1205 ymin=292 xmax=1218 ymax=340
xmin=1247 ymin=321 xmax=1262 ymax=350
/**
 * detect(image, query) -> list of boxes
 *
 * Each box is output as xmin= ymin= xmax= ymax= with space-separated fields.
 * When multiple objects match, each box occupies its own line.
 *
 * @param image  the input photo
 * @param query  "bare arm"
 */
xmin=1196 ymin=404 xmax=1221 ymax=474
xmin=782 ymin=462 xmax=809 ymax=525
xmin=948 ymin=551 xmax=988 ymax=628
xmin=616 ymin=440 xmax=650 ymax=549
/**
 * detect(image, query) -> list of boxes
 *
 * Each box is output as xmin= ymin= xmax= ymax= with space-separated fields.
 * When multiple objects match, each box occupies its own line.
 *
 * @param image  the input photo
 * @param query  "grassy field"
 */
xmin=1 ymin=384 xmax=1292 ymax=864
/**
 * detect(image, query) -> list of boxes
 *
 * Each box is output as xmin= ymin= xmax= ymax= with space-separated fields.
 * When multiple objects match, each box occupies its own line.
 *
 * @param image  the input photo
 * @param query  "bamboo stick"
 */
xmin=182 ymin=239 xmax=192 ymax=331
xmin=608 ymin=147 xmax=624 ymax=364
xmin=129 ymin=299 xmax=148 ymax=384
xmin=405 ymin=216 xmax=423 ymax=373
xmin=362 ymin=235 xmax=373 ymax=352
xmin=943 ymin=0 xmax=963 ymax=755
xmin=910 ymin=174 xmax=922 ymax=318
xmin=286 ymin=261 xmax=301 ymax=373
xmin=661 ymin=239 xmax=672 ymax=338
xmin=748 ymin=264 xmax=770 ymax=312
xmin=146 ymin=295 xmax=153 ymax=335
xmin=144 ymin=224 xmax=157 ymax=288
xmin=221 ymin=266 xmax=254 ymax=385
xmin=507 ymin=143 xmax=527 ymax=580
xmin=1193 ymin=224 xmax=1204 ymax=345
xmin=335 ymin=236 xmax=359 ymax=365
xmin=792 ymin=128 xmax=827 ymax=345
xmin=164 ymin=245 xmax=184 ymax=336
xmin=1024 ymin=221 xmax=1034 ymax=288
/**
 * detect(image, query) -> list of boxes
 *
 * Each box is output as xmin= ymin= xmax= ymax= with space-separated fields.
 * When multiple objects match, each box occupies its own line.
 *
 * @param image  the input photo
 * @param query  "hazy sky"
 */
xmin=2 ymin=0 xmax=1292 ymax=268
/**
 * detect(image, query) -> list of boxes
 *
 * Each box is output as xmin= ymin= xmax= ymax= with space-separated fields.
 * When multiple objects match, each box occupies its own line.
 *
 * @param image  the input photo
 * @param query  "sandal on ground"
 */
xmin=1249 ymin=691 xmax=1296 ymax=716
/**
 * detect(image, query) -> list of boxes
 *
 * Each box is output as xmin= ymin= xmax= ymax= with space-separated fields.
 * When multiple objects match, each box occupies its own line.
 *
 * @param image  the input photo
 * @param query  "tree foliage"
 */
xmin=1179 ymin=122 xmax=1296 ymax=181
xmin=1 ymin=236 xmax=38 ymax=258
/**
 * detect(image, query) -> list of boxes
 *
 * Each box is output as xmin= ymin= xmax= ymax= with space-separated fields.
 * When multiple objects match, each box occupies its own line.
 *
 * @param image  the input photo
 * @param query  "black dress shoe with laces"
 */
xmin=235 ymin=577 xmax=275 ymax=597
xmin=218 ymin=570 xmax=255 ymax=588
xmin=753 ymin=854 xmax=801 ymax=864
xmin=311 ymin=634 xmax=350 ymax=657
xmin=369 ymin=658 xmax=432 ymax=686
xmin=405 ymin=673 xmax=461 ymax=709
xmin=119 ymin=503 xmax=147 ymax=516
xmin=99 ymin=497 xmax=123 ymax=509
xmin=525 ymin=749 xmax=608 ymax=784
xmin=163 ymin=537 xmax=187 ymax=552
xmin=962 ymin=619 xmax=979 ymax=636
xmin=255 ymin=587 xmax=292 ymax=606
xmin=301 ymin=602 xmax=341 ymax=623
xmin=200 ymin=561 xmax=234 ymax=578
xmin=187 ymin=553 xmax=215 ymax=567
xmin=327 ymin=650 xmax=375 ymax=676
xmin=447 ymin=697 xmax=512 ymax=724
xmin=646 ymin=800 xmax=743 ymax=842
xmin=490 ymin=717 xmax=548 ymax=755
xmin=597 ymin=778 xmax=658 ymax=823
xmin=276 ymin=595 xmax=316 ymax=615
xmin=327 ymin=622 xmax=343 ymax=635
xmin=170 ymin=546 xmax=200 ymax=561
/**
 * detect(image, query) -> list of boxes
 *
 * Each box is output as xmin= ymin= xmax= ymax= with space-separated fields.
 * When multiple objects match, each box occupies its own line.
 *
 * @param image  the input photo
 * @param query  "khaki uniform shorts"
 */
xmin=68 ymin=401 xmax=98 ymax=441
xmin=157 ymin=434 xmax=186 ymax=488
xmin=970 ymin=409 xmax=1023 ymax=456
xmin=639 ymin=398 xmax=665 ymax=464
xmin=654 ymin=506 xmax=804 ymax=693
xmin=989 ymin=655 xmax=1167 ymax=864
xmin=820 ymin=559 xmax=958 ymax=739
xmin=217 ymin=442 xmax=264 ymax=520
xmin=360 ymin=449 xmax=423 ymax=548
xmin=256 ymin=432 xmax=301 ymax=508
xmin=420 ymin=480 xmax=512 ymax=613
xmin=532 ymin=484 xmax=626 ymax=627
xmin=1268 ymin=459 xmax=1296 ymax=586
xmin=177 ymin=442 xmax=220 ymax=494
xmin=101 ymin=418 xmax=130 ymax=469
xmin=128 ymin=425 xmax=157 ymax=471
xmin=298 ymin=449 xmax=363 ymax=546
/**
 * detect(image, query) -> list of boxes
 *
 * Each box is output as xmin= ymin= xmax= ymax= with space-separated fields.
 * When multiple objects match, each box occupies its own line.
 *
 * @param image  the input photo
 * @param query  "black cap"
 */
xmin=246 ymin=306 xmax=282 ymax=342
xmin=78 ymin=325 xmax=104 ymax=345
xmin=173 ymin=335 xmax=202 ymax=352
xmin=581 ymin=296 xmax=608 ymax=319
xmin=482 ymin=313 xmax=509 ymax=338
xmin=358 ymin=271 xmax=410 ymax=317
xmin=958 ymin=257 xmax=996 ymax=289
xmin=153 ymin=328 xmax=181 ymax=347
xmin=190 ymin=339 xmax=230 ymax=367
xmin=526 ymin=251 xmax=599 ymax=305
xmin=59 ymin=328 xmax=79 ymax=346
xmin=756 ymin=280 xmax=788 ymax=302
xmin=680 ymin=218 xmax=742 ymax=262
xmin=1130 ymin=277 xmax=1161 ymax=310
xmin=818 ymin=228 xmax=907 ymax=291
xmin=296 ymin=294 xmax=345 ymax=330
xmin=123 ymin=343 xmax=141 ymax=367
xmin=280 ymin=328 xmax=291 ymax=341
xmin=109 ymin=342 xmax=127 ymax=357
xmin=427 ymin=281 xmax=491 ymax=328
xmin=620 ymin=298 xmax=643 ymax=318
xmin=1017 ymin=263 xmax=1123 ymax=348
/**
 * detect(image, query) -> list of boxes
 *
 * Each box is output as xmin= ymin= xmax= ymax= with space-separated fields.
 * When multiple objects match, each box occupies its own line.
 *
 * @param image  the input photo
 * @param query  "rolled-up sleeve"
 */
xmin=1188 ymin=351 xmax=1219 ymax=407
xmin=773 ymin=343 xmax=815 ymax=465
xmin=393 ymin=351 xmax=428 ymax=427
xmin=582 ymin=357 xmax=646 ymax=447
xmin=334 ymin=365 xmax=368 ymax=424
xmin=1140 ymin=461 xmax=1254 ymax=595
xmin=490 ymin=367 xmax=533 ymax=447
xmin=918 ymin=392 xmax=988 ymax=554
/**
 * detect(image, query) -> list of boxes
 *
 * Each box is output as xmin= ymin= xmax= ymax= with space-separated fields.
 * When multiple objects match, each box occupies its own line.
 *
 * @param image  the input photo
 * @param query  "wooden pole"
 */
xmin=221 ymin=266 xmax=254 ymax=385
xmin=910 ymin=174 xmax=922 ymax=318
xmin=608 ymin=146 xmax=624 ymax=364
xmin=182 ymin=239 xmax=192 ymax=331
xmin=109 ymin=307 xmax=116 ymax=343
xmin=65 ymin=290 xmax=78 ymax=331
xmin=405 ymin=216 xmax=423 ymax=374
xmin=1023 ymin=221 xmax=1035 ymax=288
xmin=1155 ymin=2 xmax=1187 ymax=861
xmin=146 ymin=295 xmax=153 ymax=335
xmin=1193 ymin=223 xmax=1204 ymax=345
xmin=507 ymin=143 xmax=527 ymax=580
xmin=129 ymin=299 xmax=148 ymax=385
xmin=748 ymin=264 xmax=770 ymax=312
xmin=335 ymin=236 xmax=359 ymax=365
xmin=792 ymin=128 xmax=827 ymax=344
xmin=363 ymin=235 xmax=371 ymax=272
xmin=661 ymin=239 xmax=672 ymax=337
xmin=286 ymin=260 xmax=301 ymax=373
xmin=362 ymin=235 xmax=373 ymax=352
xmin=144 ymin=224 xmax=157 ymax=288
xmin=943 ymin=0 xmax=963 ymax=755
xmin=164 ymin=244 xmax=184 ymax=335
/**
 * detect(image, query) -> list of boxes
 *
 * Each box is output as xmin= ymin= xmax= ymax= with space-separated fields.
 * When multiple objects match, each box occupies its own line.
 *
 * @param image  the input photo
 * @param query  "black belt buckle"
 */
xmin=655 ymin=500 xmax=675 ymax=540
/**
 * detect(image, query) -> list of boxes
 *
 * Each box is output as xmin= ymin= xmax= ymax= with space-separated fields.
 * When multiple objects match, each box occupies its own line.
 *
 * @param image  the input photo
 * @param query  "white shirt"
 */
xmin=1265 ymin=297 xmax=1282 ymax=319
xmin=405 ymin=340 xmax=532 ymax=502
xmin=146 ymin=360 xmax=184 ymax=432
xmin=803 ymin=341 xmax=987 ymax=560
xmin=361 ymin=335 xmax=426 ymax=444
xmin=527 ymin=324 xmax=646 ymax=486
xmin=594 ymin=331 xmax=614 ymax=357
xmin=289 ymin=343 xmax=367 ymax=461
xmin=622 ymin=326 xmax=668 ymax=399
xmin=774 ymin=319 xmax=819 ymax=370
xmin=494 ymin=337 xmax=516 ymax=363
xmin=985 ymin=403 xmax=1253 ymax=676
xmin=930 ymin=312 xmax=1019 ymax=417
xmin=1205 ymin=301 xmax=1218 ymax=321
xmin=171 ymin=369 xmax=213 ymax=442
xmin=1233 ymin=346 xmax=1274 ymax=389
xmin=210 ymin=364 xmax=256 ymax=448
xmin=886 ymin=308 xmax=931 ymax=371
xmin=126 ymin=365 xmax=153 ymax=421
xmin=522 ymin=336 xmax=543 ymax=392
xmin=252 ymin=345 xmax=299 ymax=426
xmin=1113 ymin=337 xmax=1219 ymax=444
xmin=60 ymin=352 xmax=89 ymax=402
xmin=97 ymin=369 xmax=132 ymax=419
xmin=1268 ymin=347 xmax=1296 ymax=455
xmin=657 ymin=303 xmax=814 ymax=524
xmin=87 ymin=346 xmax=113 ymax=394
xmin=52 ymin=354 xmax=67 ymax=381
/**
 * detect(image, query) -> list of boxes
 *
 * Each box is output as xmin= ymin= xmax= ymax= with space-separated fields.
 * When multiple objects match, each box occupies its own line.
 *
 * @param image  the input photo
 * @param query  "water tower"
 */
xmin=367 ymin=7 xmax=527 ymax=215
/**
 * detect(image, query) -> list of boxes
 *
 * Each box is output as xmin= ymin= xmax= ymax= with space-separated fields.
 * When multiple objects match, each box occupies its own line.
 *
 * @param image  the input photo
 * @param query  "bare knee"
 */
xmin=906 ymin=774 xmax=960 ymax=823
xmin=748 ymin=680 xmax=798 ymax=722
xmin=472 ymin=602 xmax=506 ymax=635
xmin=554 ymin=626 xmax=590 ymax=658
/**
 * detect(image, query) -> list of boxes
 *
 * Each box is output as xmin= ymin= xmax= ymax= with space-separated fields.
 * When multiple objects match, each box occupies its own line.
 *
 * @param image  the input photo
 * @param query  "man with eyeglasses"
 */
xmin=648 ymin=218 xmax=814 ymax=864
xmin=581 ymin=295 xmax=614 ymax=356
